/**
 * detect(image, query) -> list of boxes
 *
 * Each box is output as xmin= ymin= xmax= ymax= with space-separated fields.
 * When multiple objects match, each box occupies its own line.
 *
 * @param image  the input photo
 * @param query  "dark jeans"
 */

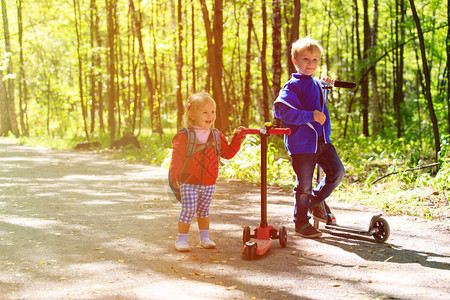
xmin=291 ymin=140 xmax=345 ymax=227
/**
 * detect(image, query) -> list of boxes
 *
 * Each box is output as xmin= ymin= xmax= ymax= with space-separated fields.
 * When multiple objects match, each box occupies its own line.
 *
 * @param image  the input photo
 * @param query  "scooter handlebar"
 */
xmin=240 ymin=127 xmax=291 ymax=136
xmin=334 ymin=80 xmax=356 ymax=89
xmin=320 ymin=80 xmax=356 ymax=89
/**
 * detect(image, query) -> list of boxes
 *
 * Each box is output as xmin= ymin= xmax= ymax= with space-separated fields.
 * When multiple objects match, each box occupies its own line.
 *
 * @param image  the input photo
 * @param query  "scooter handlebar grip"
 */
xmin=239 ymin=128 xmax=291 ymax=135
xmin=334 ymin=80 xmax=356 ymax=89
xmin=240 ymin=128 xmax=262 ymax=135
xmin=268 ymin=128 xmax=291 ymax=135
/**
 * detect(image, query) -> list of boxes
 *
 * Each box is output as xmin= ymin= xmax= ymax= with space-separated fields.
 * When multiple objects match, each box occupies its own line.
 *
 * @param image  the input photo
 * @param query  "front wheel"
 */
xmin=371 ymin=217 xmax=390 ymax=243
xmin=279 ymin=226 xmax=287 ymax=248
xmin=243 ymin=226 xmax=251 ymax=245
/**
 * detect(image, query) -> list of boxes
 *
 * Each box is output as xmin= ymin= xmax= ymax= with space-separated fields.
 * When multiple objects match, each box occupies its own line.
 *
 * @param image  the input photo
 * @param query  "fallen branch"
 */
xmin=371 ymin=162 xmax=441 ymax=185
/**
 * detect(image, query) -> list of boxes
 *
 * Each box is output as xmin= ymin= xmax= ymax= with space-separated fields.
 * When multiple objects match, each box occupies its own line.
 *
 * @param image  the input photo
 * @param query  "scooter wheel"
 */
xmin=371 ymin=217 xmax=390 ymax=243
xmin=243 ymin=226 xmax=251 ymax=245
xmin=279 ymin=226 xmax=287 ymax=248
xmin=245 ymin=242 xmax=257 ymax=260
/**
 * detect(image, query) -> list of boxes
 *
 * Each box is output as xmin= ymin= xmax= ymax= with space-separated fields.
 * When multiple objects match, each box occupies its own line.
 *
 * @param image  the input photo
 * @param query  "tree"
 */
xmin=241 ymin=4 xmax=253 ymax=127
xmin=16 ymin=0 xmax=29 ymax=136
xmin=73 ymin=0 xmax=89 ymax=139
xmin=199 ymin=0 xmax=228 ymax=132
xmin=271 ymin=0 xmax=282 ymax=104
xmin=408 ymin=0 xmax=441 ymax=159
xmin=0 ymin=0 xmax=19 ymax=136
xmin=176 ymin=0 xmax=183 ymax=129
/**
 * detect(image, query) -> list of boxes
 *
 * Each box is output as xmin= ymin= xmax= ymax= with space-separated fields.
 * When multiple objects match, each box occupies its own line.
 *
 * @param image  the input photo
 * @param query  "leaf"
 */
xmin=226 ymin=285 xmax=238 ymax=290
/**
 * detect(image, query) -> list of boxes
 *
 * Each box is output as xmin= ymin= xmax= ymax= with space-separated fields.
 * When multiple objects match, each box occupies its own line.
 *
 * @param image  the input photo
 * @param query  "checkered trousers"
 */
xmin=178 ymin=184 xmax=216 ymax=223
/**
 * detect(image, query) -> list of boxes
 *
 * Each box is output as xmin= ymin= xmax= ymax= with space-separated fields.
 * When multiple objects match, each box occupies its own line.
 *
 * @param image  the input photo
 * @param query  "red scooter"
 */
xmin=240 ymin=123 xmax=291 ymax=260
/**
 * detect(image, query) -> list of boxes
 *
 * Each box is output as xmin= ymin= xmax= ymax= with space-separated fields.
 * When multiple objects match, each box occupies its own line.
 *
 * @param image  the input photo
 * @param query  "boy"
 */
xmin=273 ymin=37 xmax=345 ymax=238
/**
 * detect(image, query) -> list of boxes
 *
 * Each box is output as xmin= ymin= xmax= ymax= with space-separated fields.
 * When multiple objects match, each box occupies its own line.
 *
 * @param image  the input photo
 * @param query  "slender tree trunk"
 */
xmin=106 ymin=0 xmax=117 ymax=140
xmin=1 ymin=0 xmax=19 ymax=137
xmin=261 ymin=0 xmax=269 ymax=122
xmin=176 ymin=0 xmax=183 ymax=129
xmin=447 ymin=0 xmax=450 ymax=135
xmin=16 ymin=0 xmax=28 ymax=136
xmin=285 ymin=0 xmax=300 ymax=76
xmin=409 ymin=0 xmax=441 ymax=159
xmin=393 ymin=0 xmax=405 ymax=138
xmin=361 ymin=0 xmax=371 ymax=137
xmin=271 ymin=0 xmax=282 ymax=103
xmin=241 ymin=5 xmax=253 ymax=127
xmin=73 ymin=0 xmax=89 ymax=139
xmin=89 ymin=0 xmax=97 ymax=134
xmin=199 ymin=0 xmax=228 ymax=132
xmin=191 ymin=0 xmax=196 ymax=92
xmin=129 ymin=0 xmax=159 ymax=134
xmin=370 ymin=0 xmax=381 ymax=135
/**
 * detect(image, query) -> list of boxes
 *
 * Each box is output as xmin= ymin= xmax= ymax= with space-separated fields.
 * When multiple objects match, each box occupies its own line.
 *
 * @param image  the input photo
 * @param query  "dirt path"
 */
xmin=0 ymin=140 xmax=449 ymax=299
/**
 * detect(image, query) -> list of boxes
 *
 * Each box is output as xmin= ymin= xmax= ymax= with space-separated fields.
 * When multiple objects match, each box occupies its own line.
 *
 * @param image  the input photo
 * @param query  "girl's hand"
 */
xmin=321 ymin=76 xmax=335 ymax=85
xmin=235 ymin=126 xmax=245 ymax=135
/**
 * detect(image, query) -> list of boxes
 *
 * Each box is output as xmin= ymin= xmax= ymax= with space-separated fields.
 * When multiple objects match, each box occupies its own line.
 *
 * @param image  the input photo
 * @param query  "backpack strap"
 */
xmin=179 ymin=127 xmax=222 ymax=176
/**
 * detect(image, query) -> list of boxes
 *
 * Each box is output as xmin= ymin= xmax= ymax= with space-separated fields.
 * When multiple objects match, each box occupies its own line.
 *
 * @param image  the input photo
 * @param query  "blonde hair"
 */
xmin=291 ymin=36 xmax=323 ymax=60
xmin=184 ymin=92 xmax=216 ymax=127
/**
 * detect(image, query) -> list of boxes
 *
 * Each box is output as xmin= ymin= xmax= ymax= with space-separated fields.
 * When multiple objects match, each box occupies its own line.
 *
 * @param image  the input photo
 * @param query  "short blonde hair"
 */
xmin=184 ymin=92 xmax=216 ymax=127
xmin=291 ymin=37 xmax=323 ymax=60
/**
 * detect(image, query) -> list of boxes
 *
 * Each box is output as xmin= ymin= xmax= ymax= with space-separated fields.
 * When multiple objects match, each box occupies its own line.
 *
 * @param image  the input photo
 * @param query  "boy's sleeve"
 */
xmin=219 ymin=131 xmax=245 ymax=159
xmin=274 ymin=89 xmax=315 ymax=126
xmin=169 ymin=133 xmax=187 ymax=184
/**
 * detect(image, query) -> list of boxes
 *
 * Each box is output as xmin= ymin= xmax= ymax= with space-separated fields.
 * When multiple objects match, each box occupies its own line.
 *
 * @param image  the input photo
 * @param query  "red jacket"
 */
xmin=169 ymin=129 xmax=245 ymax=186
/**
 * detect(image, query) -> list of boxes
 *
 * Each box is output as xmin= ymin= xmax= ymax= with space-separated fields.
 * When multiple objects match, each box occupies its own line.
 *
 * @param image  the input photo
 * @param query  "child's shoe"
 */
xmin=309 ymin=202 xmax=327 ymax=223
xmin=295 ymin=222 xmax=322 ymax=238
xmin=200 ymin=238 xmax=216 ymax=249
xmin=175 ymin=241 xmax=190 ymax=252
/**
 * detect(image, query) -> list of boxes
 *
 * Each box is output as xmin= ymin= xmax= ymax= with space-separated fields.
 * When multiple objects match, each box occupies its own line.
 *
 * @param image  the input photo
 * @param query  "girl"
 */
xmin=169 ymin=92 xmax=245 ymax=252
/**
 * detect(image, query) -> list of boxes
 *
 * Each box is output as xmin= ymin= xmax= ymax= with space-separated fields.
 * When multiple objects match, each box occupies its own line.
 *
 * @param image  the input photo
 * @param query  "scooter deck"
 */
xmin=242 ymin=239 xmax=272 ymax=256
xmin=324 ymin=224 xmax=374 ymax=236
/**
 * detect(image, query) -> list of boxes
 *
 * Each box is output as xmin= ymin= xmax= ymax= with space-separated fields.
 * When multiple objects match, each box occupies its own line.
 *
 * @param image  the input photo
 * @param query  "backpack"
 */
xmin=168 ymin=127 xmax=222 ymax=202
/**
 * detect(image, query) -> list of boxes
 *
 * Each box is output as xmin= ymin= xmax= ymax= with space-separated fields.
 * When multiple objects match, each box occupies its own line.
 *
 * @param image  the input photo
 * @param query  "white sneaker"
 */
xmin=175 ymin=241 xmax=190 ymax=252
xmin=200 ymin=238 xmax=216 ymax=249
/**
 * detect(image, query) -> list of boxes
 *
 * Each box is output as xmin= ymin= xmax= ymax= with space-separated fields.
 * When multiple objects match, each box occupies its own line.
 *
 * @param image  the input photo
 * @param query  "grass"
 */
xmin=4 ymin=132 xmax=449 ymax=225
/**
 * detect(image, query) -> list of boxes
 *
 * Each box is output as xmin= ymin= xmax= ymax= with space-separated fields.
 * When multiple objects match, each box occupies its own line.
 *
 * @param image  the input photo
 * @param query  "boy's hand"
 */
xmin=321 ymin=76 xmax=335 ymax=85
xmin=314 ymin=110 xmax=326 ymax=125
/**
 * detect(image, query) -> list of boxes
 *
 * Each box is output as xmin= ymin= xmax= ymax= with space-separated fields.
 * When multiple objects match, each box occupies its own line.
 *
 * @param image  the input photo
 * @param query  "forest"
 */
xmin=0 ymin=1 xmax=449 ymax=219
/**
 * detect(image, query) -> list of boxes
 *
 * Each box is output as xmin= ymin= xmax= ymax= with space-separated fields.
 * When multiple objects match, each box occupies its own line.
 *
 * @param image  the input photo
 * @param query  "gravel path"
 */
xmin=0 ymin=140 xmax=449 ymax=299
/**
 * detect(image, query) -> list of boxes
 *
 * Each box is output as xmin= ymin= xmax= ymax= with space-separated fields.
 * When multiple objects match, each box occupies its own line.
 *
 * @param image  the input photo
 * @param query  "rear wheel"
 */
xmin=279 ymin=226 xmax=287 ymax=248
xmin=371 ymin=217 xmax=390 ymax=243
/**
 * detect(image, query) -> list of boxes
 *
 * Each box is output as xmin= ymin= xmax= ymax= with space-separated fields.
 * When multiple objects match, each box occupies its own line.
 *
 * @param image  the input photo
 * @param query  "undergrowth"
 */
xmin=6 ymin=132 xmax=449 ymax=223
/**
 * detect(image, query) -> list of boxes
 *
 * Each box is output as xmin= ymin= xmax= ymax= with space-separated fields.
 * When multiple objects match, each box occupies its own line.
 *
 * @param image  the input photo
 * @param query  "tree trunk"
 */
xmin=408 ymin=0 xmax=441 ymax=159
xmin=370 ymin=0 xmax=382 ymax=135
xmin=447 ymin=0 xmax=450 ymax=135
xmin=261 ymin=0 xmax=269 ymax=122
xmin=271 ymin=0 xmax=282 ymax=103
xmin=285 ymin=0 xmax=300 ymax=76
xmin=106 ymin=0 xmax=117 ymax=140
xmin=129 ymin=0 xmax=159 ymax=134
xmin=199 ymin=0 xmax=228 ymax=132
xmin=241 ymin=5 xmax=253 ymax=127
xmin=361 ymin=0 xmax=371 ymax=137
xmin=393 ymin=0 xmax=405 ymax=138
xmin=1 ymin=0 xmax=19 ymax=137
xmin=191 ymin=0 xmax=196 ymax=92
xmin=73 ymin=0 xmax=89 ymax=140
xmin=176 ymin=0 xmax=183 ymax=129
xmin=16 ymin=0 xmax=28 ymax=136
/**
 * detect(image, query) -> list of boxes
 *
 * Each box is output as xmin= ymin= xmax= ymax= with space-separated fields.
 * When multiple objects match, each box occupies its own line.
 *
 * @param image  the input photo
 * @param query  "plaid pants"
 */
xmin=178 ymin=184 xmax=216 ymax=223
